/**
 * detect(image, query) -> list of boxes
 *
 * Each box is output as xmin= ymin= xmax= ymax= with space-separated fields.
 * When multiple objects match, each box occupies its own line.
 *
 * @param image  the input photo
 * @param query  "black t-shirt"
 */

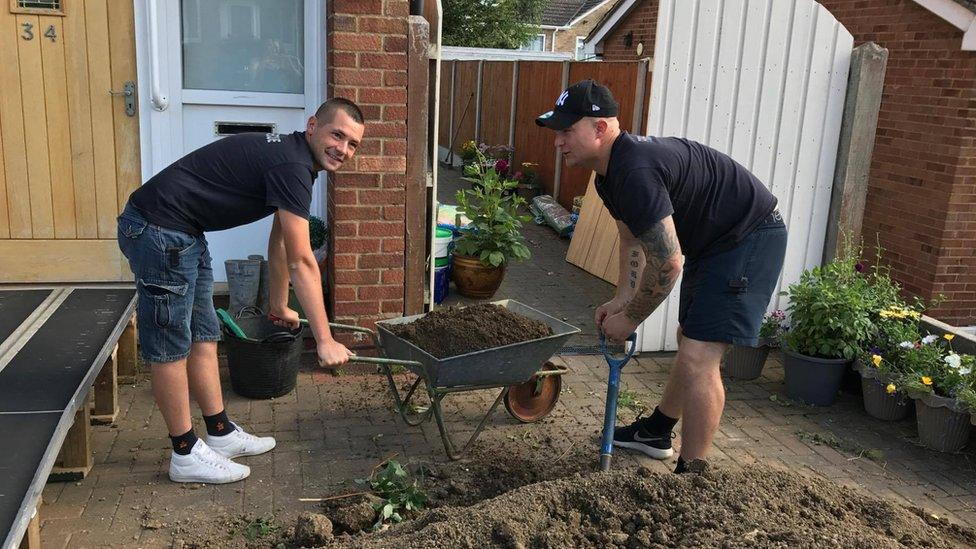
xmin=595 ymin=133 xmax=777 ymax=259
xmin=128 ymin=131 xmax=318 ymax=235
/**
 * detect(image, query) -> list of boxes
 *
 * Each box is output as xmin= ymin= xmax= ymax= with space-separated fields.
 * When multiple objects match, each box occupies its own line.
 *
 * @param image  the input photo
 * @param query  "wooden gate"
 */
xmin=638 ymin=0 xmax=854 ymax=351
xmin=0 ymin=1 xmax=140 ymax=283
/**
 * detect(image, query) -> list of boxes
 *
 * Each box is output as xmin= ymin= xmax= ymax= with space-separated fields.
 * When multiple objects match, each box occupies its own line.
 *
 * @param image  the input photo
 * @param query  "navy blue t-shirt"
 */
xmin=128 ymin=131 xmax=318 ymax=235
xmin=595 ymin=133 xmax=777 ymax=259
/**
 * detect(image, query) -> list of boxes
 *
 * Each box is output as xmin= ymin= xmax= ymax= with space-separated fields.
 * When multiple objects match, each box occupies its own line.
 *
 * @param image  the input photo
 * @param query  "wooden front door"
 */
xmin=0 ymin=0 xmax=140 ymax=283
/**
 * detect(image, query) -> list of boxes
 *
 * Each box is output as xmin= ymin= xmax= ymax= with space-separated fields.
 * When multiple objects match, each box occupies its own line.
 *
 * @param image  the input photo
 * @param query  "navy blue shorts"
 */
xmin=678 ymin=211 xmax=787 ymax=346
xmin=117 ymin=204 xmax=221 ymax=363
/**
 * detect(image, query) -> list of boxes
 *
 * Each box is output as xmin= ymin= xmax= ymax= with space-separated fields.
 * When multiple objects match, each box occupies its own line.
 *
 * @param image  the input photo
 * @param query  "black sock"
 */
xmin=203 ymin=410 xmax=235 ymax=437
xmin=170 ymin=429 xmax=198 ymax=455
xmin=674 ymin=456 xmax=687 ymax=474
xmin=642 ymin=406 xmax=679 ymax=435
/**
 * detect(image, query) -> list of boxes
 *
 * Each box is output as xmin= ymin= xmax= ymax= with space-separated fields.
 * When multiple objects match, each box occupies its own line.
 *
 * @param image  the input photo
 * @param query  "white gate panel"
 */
xmin=638 ymin=0 xmax=853 ymax=352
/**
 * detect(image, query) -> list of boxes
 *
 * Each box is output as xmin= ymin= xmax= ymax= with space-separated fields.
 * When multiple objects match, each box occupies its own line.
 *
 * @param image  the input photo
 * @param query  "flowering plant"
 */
xmin=895 ymin=333 xmax=976 ymax=409
xmin=459 ymin=140 xmax=480 ymax=163
xmin=758 ymin=310 xmax=787 ymax=347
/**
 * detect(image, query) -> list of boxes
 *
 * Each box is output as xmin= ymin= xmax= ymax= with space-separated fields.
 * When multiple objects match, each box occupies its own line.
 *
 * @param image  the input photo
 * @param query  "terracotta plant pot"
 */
xmin=452 ymin=253 xmax=505 ymax=298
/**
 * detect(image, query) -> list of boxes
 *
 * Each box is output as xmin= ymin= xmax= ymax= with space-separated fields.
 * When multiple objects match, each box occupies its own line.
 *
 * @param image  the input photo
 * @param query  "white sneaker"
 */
xmin=168 ymin=439 xmax=250 ymax=484
xmin=205 ymin=422 xmax=277 ymax=459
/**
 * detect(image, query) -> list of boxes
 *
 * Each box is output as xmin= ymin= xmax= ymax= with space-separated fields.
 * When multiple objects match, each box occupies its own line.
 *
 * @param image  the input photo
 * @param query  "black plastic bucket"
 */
xmin=223 ymin=316 xmax=304 ymax=399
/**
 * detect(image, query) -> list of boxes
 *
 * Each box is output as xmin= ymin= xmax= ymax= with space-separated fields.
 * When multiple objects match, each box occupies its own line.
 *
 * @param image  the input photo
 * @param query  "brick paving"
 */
xmin=33 ymin=167 xmax=976 ymax=546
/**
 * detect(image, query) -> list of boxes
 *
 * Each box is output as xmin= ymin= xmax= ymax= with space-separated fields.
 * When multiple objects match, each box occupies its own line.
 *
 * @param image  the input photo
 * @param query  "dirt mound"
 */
xmin=329 ymin=464 xmax=976 ymax=548
xmin=387 ymin=303 xmax=553 ymax=358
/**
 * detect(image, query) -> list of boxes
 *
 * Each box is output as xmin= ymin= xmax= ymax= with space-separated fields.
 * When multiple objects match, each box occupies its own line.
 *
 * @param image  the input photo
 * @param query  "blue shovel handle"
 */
xmin=599 ymin=332 xmax=638 ymax=472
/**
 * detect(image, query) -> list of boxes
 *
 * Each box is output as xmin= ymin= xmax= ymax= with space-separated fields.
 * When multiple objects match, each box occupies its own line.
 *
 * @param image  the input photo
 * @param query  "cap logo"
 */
xmin=556 ymin=91 xmax=569 ymax=106
xmin=592 ymin=104 xmax=600 ymax=111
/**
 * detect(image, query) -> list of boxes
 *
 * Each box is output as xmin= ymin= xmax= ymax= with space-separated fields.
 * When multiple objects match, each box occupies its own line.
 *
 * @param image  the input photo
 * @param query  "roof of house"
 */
xmin=541 ymin=0 xmax=609 ymax=27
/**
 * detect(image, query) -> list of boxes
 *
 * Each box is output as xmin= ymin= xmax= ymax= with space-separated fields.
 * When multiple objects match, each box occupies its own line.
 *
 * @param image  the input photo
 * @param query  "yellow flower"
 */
xmin=922 ymin=376 xmax=933 ymax=386
xmin=944 ymin=333 xmax=955 ymax=342
xmin=879 ymin=311 xmax=893 ymax=319
xmin=871 ymin=354 xmax=882 ymax=367
xmin=886 ymin=383 xmax=896 ymax=394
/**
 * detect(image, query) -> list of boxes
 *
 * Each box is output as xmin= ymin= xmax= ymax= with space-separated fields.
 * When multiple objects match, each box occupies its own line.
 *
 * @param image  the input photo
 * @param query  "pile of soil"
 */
xmin=388 ymin=304 xmax=553 ymax=358
xmin=329 ymin=464 xmax=976 ymax=548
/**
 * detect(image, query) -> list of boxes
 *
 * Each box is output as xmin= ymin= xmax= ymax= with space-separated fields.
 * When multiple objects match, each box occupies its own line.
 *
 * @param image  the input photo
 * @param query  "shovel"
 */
xmin=599 ymin=331 xmax=638 ymax=472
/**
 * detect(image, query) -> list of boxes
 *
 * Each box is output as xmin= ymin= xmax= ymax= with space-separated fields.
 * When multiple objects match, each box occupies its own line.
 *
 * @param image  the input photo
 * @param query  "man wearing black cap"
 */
xmin=537 ymin=80 xmax=787 ymax=473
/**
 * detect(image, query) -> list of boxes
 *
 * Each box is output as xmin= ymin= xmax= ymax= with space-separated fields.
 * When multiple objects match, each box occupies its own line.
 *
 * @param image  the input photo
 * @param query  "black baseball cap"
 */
xmin=535 ymin=79 xmax=620 ymax=130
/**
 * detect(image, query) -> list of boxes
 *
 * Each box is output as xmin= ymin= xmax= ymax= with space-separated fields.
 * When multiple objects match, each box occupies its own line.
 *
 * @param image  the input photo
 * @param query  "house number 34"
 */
xmin=20 ymin=22 xmax=58 ymax=42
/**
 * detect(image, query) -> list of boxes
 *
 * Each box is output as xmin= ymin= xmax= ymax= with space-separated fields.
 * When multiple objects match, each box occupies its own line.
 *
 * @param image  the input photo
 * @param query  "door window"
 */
xmin=181 ymin=0 xmax=304 ymax=94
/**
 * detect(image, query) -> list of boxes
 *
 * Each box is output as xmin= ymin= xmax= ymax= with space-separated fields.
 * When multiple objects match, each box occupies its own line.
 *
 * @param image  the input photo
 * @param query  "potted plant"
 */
xmin=722 ymin=310 xmax=786 ymax=380
xmin=452 ymin=150 xmax=532 ymax=298
xmin=781 ymin=254 xmax=875 ymax=406
xmin=897 ymin=333 xmax=975 ymax=452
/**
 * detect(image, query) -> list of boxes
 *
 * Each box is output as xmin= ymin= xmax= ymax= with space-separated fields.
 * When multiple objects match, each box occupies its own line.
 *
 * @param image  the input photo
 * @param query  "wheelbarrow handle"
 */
xmin=347 ymin=355 xmax=424 ymax=369
xmin=599 ymin=332 xmax=638 ymax=369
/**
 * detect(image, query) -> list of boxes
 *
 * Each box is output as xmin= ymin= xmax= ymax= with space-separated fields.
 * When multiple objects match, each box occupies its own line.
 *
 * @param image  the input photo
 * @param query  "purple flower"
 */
xmin=513 ymin=170 xmax=523 ymax=181
xmin=495 ymin=159 xmax=509 ymax=173
xmin=869 ymin=346 xmax=881 ymax=355
xmin=855 ymin=262 xmax=865 ymax=272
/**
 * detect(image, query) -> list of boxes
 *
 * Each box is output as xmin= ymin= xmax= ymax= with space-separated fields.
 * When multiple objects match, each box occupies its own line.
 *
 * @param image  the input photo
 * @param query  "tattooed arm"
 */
xmin=595 ymin=222 xmax=645 ymax=331
xmin=624 ymin=216 xmax=682 ymax=323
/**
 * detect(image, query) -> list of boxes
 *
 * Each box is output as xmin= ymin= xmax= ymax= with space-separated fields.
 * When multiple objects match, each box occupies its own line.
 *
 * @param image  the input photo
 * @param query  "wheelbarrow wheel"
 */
xmin=504 ymin=366 xmax=562 ymax=423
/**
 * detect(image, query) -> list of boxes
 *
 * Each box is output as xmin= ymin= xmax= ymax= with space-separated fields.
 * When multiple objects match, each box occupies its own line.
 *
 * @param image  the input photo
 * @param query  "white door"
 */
xmin=136 ymin=0 xmax=325 ymax=282
xmin=638 ymin=0 xmax=853 ymax=351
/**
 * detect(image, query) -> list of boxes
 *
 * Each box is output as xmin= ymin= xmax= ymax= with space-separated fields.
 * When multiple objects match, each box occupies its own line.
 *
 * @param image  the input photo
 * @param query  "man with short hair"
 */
xmin=118 ymin=98 xmax=364 ymax=484
xmin=536 ymin=81 xmax=787 ymax=473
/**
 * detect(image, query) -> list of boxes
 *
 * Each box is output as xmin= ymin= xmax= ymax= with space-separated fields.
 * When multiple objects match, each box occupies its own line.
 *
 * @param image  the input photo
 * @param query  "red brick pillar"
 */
xmin=327 ymin=1 xmax=409 ymax=329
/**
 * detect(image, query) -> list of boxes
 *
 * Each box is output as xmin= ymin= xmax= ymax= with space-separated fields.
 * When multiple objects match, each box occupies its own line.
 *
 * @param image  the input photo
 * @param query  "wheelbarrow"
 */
xmin=330 ymin=299 xmax=580 ymax=460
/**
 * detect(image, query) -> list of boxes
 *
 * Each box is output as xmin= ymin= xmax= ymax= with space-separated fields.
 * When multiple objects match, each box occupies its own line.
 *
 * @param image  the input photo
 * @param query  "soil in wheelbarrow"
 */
xmin=387 ymin=303 xmax=553 ymax=358
xmin=322 ymin=461 xmax=976 ymax=548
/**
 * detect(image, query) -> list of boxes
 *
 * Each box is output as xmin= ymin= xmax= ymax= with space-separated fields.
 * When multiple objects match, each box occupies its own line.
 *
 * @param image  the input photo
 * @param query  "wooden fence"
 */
xmin=438 ymin=60 xmax=652 ymax=209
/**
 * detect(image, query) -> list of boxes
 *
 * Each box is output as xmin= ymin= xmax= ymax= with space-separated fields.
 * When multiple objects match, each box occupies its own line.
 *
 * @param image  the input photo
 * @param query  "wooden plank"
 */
xmin=585 ymin=208 xmax=619 ymax=281
xmin=64 ymin=2 xmax=97 ymax=238
xmin=91 ymin=345 xmax=118 ymax=424
xmin=0 ymin=239 xmax=128 ymax=282
xmin=0 ymin=80 xmax=8 ymax=239
xmin=84 ymin=0 xmax=119 ymax=239
xmin=40 ymin=15 xmax=76 ymax=239
xmin=438 ymin=60 xmax=453 ymax=146
xmin=749 ymin=0 xmax=793 ymax=187
xmin=478 ymin=61 xmax=514 ymax=149
xmin=727 ymin=0 xmax=772 ymax=169
xmin=107 ymin=0 xmax=140 ymax=212
xmin=17 ymin=506 xmax=40 ymax=549
xmin=600 ymin=230 xmax=621 ymax=285
xmin=513 ymin=61 xmax=564 ymax=197
xmin=51 ymin=401 xmax=93 ymax=481
xmin=0 ymin=6 xmax=31 ymax=239
xmin=405 ymin=18 xmax=428 ymax=315
xmin=565 ymin=175 xmax=599 ymax=266
xmin=17 ymin=14 xmax=55 ymax=239
xmin=117 ymin=315 xmax=138 ymax=382
xmin=450 ymin=61 xmax=478 ymax=154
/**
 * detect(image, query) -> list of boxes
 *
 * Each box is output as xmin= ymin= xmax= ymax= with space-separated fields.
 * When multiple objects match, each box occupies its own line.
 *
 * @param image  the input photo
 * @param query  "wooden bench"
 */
xmin=0 ymin=288 xmax=136 ymax=549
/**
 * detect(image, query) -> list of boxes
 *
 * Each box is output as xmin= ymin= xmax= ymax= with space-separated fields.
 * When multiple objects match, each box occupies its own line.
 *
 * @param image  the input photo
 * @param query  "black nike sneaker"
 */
xmin=612 ymin=420 xmax=674 ymax=459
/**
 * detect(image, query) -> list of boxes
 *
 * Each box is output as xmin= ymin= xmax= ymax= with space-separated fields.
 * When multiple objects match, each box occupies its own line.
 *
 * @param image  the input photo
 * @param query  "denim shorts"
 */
xmin=117 ymin=203 xmax=221 ymax=363
xmin=678 ymin=211 xmax=788 ymax=346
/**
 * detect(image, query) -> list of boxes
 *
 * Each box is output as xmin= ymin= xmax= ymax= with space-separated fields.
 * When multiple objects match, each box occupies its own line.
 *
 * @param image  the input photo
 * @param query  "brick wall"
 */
xmin=598 ymin=0 xmax=975 ymax=325
xmin=598 ymin=0 xmax=658 ymax=61
xmin=817 ymin=0 xmax=976 ymax=326
xmin=327 ymin=0 xmax=410 ymax=329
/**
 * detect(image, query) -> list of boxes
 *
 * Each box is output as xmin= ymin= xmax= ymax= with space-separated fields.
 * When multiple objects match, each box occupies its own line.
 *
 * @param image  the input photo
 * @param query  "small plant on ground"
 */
xmin=241 ymin=516 xmax=281 ymax=541
xmin=356 ymin=460 xmax=427 ymax=530
xmin=617 ymin=389 xmax=647 ymax=414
